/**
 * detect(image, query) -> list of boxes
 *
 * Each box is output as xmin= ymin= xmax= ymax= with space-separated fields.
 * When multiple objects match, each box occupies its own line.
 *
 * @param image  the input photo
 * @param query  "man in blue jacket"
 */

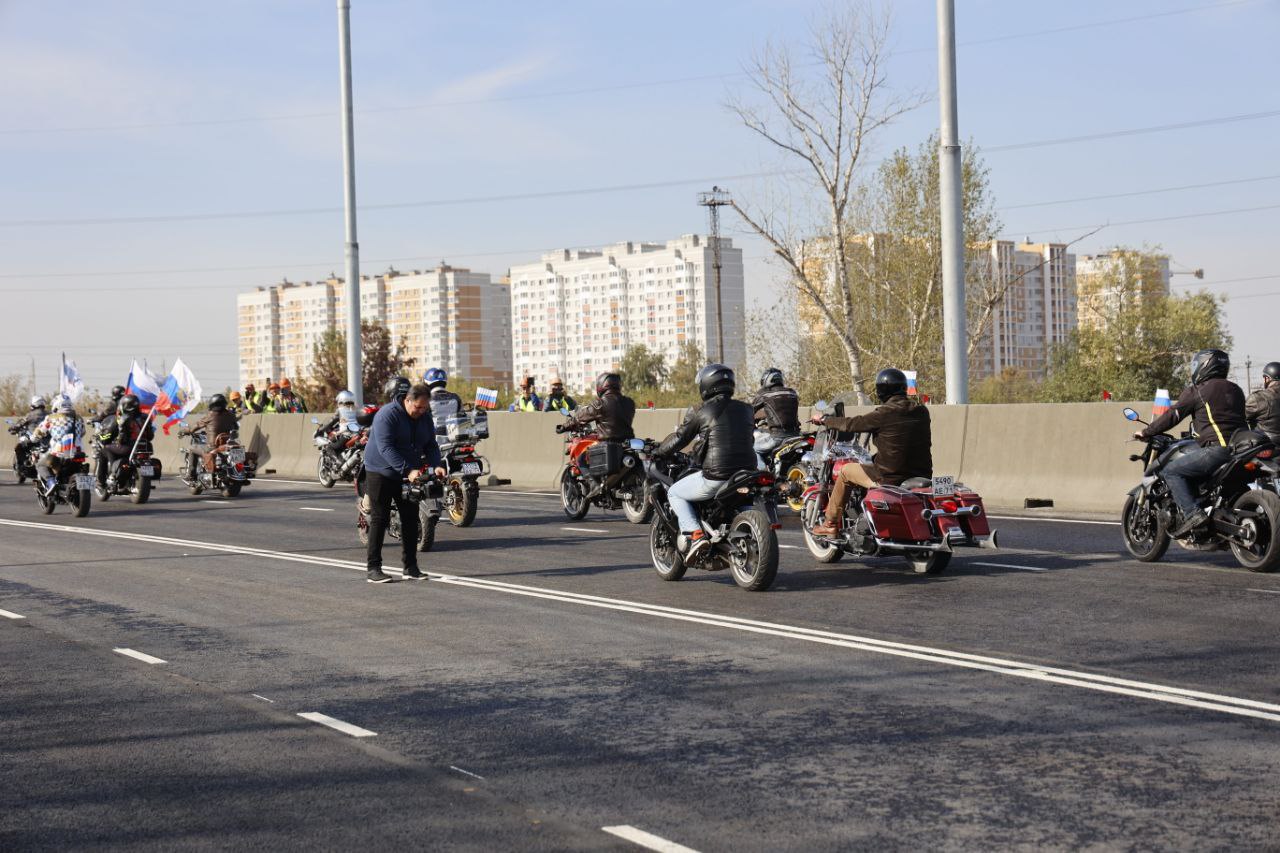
xmin=363 ymin=383 xmax=446 ymax=583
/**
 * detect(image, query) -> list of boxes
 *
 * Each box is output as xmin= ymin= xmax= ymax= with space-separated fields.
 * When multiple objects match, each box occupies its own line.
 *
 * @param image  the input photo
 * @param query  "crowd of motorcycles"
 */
xmin=10 ymin=395 xmax=1280 ymax=590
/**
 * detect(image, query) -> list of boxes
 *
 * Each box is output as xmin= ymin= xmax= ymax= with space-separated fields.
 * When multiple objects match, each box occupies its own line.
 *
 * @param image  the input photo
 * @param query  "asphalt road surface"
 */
xmin=2 ymin=472 xmax=1279 ymax=851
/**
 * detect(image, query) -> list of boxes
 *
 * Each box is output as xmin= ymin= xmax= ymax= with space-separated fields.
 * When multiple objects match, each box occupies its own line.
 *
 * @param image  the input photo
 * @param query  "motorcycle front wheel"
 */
xmin=801 ymin=493 xmax=842 ymax=563
xmin=221 ymin=482 xmax=242 ymax=498
xmin=38 ymin=489 xmax=55 ymax=515
xmin=447 ymin=478 xmax=478 ymax=527
xmin=729 ymin=508 xmax=780 ymax=591
xmin=649 ymin=520 xmax=686 ymax=581
xmin=1122 ymin=492 xmax=1170 ymax=562
xmin=559 ymin=468 xmax=590 ymax=520
xmin=318 ymin=453 xmax=337 ymax=488
xmin=1230 ymin=490 xmax=1280 ymax=572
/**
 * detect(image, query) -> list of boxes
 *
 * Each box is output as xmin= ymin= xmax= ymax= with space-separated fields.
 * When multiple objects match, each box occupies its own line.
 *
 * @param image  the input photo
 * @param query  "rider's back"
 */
xmin=694 ymin=396 xmax=757 ymax=480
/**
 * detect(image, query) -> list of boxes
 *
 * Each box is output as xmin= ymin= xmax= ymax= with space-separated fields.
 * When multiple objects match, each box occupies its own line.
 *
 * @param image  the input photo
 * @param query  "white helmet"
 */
xmin=336 ymin=390 xmax=356 ymax=407
xmin=55 ymin=395 xmax=75 ymax=415
xmin=30 ymin=395 xmax=47 ymax=410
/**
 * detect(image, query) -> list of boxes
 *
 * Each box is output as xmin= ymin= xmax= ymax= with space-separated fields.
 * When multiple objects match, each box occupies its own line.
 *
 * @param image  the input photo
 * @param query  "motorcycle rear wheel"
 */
xmin=905 ymin=550 xmax=951 ymax=574
xmin=729 ymin=508 xmax=780 ymax=591
xmin=1121 ymin=492 xmax=1170 ymax=563
xmin=649 ymin=521 xmax=686 ymax=581
xmin=71 ymin=487 xmax=91 ymax=518
xmin=448 ymin=478 xmax=479 ymax=527
xmin=221 ymin=482 xmax=242 ymax=498
xmin=559 ymin=468 xmax=590 ymax=520
xmin=784 ymin=465 xmax=807 ymax=513
xmin=801 ymin=493 xmax=842 ymax=563
xmin=1230 ymin=490 xmax=1280 ymax=572
xmin=621 ymin=477 xmax=652 ymax=524
xmin=131 ymin=476 xmax=151 ymax=505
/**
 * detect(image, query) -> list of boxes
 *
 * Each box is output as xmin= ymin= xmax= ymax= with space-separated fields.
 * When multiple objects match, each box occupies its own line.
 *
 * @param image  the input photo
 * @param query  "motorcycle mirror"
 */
xmin=310 ymin=417 xmax=319 ymax=424
xmin=1122 ymin=408 xmax=1140 ymax=422
xmin=814 ymin=399 xmax=829 ymax=413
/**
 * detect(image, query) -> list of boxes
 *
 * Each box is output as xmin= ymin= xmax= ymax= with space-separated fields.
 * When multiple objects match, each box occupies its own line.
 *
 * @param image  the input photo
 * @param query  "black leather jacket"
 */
xmin=1141 ymin=378 xmax=1246 ymax=449
xmin=657 ymin=395 xmax=757 ymax=480
xmin=567 ymin=392 xmax=636 ymax=441
xmin=1245 ymin=384 xmax=1280 ymax=442
xmin=751 ymin=386 xmax=801 ymax=436
xmin=99 ymin=412 xmax=154 ymax=446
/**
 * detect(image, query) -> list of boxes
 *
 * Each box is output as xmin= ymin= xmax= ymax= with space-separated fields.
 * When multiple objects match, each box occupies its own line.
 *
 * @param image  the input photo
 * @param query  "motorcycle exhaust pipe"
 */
xmin=976 ymin=530 xmax=1000 ymax=549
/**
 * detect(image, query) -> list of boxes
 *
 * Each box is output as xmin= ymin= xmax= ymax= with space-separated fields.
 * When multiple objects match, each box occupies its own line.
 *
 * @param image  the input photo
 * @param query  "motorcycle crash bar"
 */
xmin=921 ymin=504 xmax=982 ymax=521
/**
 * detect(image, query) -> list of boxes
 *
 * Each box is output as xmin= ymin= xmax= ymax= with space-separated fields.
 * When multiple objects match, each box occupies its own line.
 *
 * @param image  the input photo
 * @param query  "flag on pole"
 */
xmin=59 ymin=353 xmax=84 ymax=402
xmin=1153 ymin=388 xmax=1171 ymax=419
xmin=475 ymin=387 xmax=499 ymax=409
xmin=903 ymin=370 xmax=919 ymax=396
xmin=156 ymin=359 xmax=203 ymax=435
xmin=127 ymin=360 xmax=163 ymax=412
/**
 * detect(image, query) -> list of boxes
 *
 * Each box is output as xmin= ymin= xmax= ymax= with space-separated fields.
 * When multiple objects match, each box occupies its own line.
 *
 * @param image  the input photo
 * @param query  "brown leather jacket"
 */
xmin=1245 ymin=383 xmax=1280 ymax=442
xmin=823 ymin=395 xmax=933 ymax=486
xmin=189 ymin=410 xmax=239 ymax=443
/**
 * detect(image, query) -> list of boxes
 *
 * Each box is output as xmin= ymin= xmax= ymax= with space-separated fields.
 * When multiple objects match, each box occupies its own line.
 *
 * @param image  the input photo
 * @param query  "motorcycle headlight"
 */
xmin=800 ymin=452 xmax=813 ymax=464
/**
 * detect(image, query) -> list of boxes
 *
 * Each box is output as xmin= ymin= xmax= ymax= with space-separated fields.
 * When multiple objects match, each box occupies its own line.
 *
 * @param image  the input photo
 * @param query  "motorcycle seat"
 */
xmin=901 ymin=477 xmax=932 ymax=489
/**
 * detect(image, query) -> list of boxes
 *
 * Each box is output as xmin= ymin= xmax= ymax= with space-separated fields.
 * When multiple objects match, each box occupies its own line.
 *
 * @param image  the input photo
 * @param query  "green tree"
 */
xmin=970 ymin=368 xmax=1039 ymax=404
xmin=618 ymin=344 xmax=668 ymax=390
xmin=0 ymin=373 xmax=28 ymax=417
xmin=665 ymin=341 xmax=705 ymax=394
xmin=306 ymin=320 xmax=416 ymax=411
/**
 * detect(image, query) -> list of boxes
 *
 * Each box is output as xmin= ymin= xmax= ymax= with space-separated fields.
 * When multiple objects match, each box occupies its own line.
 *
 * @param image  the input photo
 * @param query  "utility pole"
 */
xmin=337 ymin=0 xmax=364 ymax=405
xmin=697 ymin=186 xmax=731 ymax=363
xmin=1246 ymin=355 xmax=1253 ymax=394
xmin=937 ymin=0 xmax=968 ymax=403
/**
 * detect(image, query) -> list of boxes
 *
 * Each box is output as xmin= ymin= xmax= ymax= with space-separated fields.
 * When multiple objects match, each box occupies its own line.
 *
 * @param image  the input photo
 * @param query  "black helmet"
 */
xmin=696 ymin=363 xmax=735 ymax=400
xmin=760 ymin=367 xmax=784 ymax=389
xmin=595 ymin=372 xmax=621 ymax=396
xmin=119 ymin=394 xmax=140 ymax=414
xmin=1190 ymin=349 xmax=1230 ymax=385
xmin=110 ymin=384 xmax=126 ymax=400
xmin=874 ymin=368 xmax=909 ymax=403
xmin=384 ymin=375 xmax=411 ymax=403
xmin=208 ymin=393 xmax=228 ymax=411
xmin=1263 ymin=362 xmax=1280 ymax=385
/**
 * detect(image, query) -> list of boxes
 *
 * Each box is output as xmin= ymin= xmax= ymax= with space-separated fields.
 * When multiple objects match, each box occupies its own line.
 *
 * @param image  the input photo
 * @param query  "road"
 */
xmin=2 ymin=472 xmax=1279 ymax=850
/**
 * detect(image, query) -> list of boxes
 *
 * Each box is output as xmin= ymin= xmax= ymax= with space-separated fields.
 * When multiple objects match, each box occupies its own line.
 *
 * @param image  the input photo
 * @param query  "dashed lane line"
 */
xmin=297 ymin=712 xmax=376 ymax=738
xmin=299 ymin=507 xmax=334 ymax=512
xmin=602 ymin=825 xmax=701 ymax=853
xmin=5 ymin=517 xmax=1280 ymax=724
xmin=561 ymin=527 xmax=610 ymax=534
xmin=449 ymin=765 xmax=486 ymax=781
xmin=113 ymin=648 xmax=167 ymax=665
xmin=973 ymin=561 xmax=1048 ymax=573
xmin=1247 ymin=588 xmax=1280 ymax=595
xmin=988 ymin=514 xmax=1120 ymax=526
xmin=0 ymin=608 xmax=26 ymax=620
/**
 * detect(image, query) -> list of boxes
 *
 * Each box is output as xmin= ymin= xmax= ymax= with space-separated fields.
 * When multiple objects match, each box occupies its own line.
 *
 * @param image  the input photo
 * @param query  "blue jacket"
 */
xmin=364 ymin=398 xmax=443 ymax=478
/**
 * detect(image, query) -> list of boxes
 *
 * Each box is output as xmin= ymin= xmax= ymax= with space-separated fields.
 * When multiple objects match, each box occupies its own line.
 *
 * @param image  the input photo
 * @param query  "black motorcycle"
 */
xmin=437 ymin=411 xmax=490 ymax=527
xmin=312 ymin=418 xmax=365 ymax=488
xmin=639 ymin=442 xmax=781 ymax=591
xmin=33 ymin=441 xmax=93 ymax=518
xmin=91 ymin=436 xmax=159 ymax=505
xmin=180 ymin=426 xmax=256 ymax=498
xmin=1121 ymin=407 xmax=1280 ymax=571
xmin=5 ymin=420 xmax=39 ymax=484
xmin=754 ymin=426 xmax=815 ymax=512
xmin=356 ymin=467 xmax=443 ymax=552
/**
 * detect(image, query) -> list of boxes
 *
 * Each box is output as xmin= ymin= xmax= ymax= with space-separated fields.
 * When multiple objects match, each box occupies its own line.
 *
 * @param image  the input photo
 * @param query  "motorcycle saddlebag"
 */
xmin=586 ymin=441 xmax=624 ymax=477
xmin=862 ymin=486 xmax=934 ymax=541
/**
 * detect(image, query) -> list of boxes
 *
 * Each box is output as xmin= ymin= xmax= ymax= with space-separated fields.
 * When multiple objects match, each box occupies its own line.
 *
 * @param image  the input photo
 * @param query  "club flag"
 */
xmin=157 ymin=358 xmax=203 ymax=435
xmin=59 ymin=353 xmax=84 ymax=402
xmin=903 ymin=370 xmax=919 ymax=396
xmin=1153 ymin=388 xmax=1171 ymax=419
xmin=126 ymin=360 xmax=163 ymax=412
xmin=475 ymin=387 xmax=499 ymax=409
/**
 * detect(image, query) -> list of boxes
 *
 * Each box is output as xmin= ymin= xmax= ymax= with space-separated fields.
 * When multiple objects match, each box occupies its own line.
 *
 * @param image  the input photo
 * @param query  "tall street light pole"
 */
xmin=337 ymin=0 xmax=363 ymax=405
xmin=937 ymin=0 xmax=968 ymax=403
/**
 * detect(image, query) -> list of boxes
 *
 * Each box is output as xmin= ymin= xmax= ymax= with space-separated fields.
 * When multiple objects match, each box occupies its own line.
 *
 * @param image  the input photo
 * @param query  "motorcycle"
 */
xmin=356 ymin=465 xmax=443 ymax=552
xmin=1120 ymin=407 xmax=1280 ymax=571
xmin=799 ymin=400 xmax=998 ymax=574
xmin=437 ymin=410 xmax=490 ymax=527
xmin=312 ymin=418 xmax=365 ymax=488
xmin=90 ymin=435 xmax=159 ymax=505
xmin=555 ymin=417 xmax=652 ymax=524
xmin=32 ymin=437 xmax=93 ymax=518
xmin=5 ymin=420 xmax=39 ymax=484
xmin=755 ymin=424 xmax=815 ymax=512
xmin=639 ymin=440 xmax=781 ymax=591
xmin=179 ymin=426 xmax=257 ymax=498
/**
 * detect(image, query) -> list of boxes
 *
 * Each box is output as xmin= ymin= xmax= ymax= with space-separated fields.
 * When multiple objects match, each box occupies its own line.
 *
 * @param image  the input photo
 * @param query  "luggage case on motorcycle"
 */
xmin=586 ymin=441 xmax=624 ymax=477
xmin=862 ymin=486 xmax=934 ymax=541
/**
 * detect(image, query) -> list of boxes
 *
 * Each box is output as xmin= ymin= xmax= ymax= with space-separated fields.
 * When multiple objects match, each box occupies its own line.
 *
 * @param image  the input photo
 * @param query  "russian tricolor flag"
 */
xmin=903 ymin=370 xmax=919 ymax=397
xmin=127 ymin=360 xmax=163 ymax=412
xmin=156 ymin=359 xmax=203 ymax=435
xmin=475 ymin=387 xmax=499 ymax=410
xmin=1153 ymin=388 xmax=1171 ymax=419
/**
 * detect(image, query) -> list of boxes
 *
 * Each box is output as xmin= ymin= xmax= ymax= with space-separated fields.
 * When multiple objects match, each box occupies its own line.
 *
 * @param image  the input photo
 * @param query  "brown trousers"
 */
xmin=825 ymin=463 xmax=879 ymax=525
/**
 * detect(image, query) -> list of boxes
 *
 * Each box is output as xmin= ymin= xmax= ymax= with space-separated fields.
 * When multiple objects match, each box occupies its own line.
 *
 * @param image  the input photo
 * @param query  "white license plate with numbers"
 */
xmin=139 ymin=465 xmax=155 ymax=477
xmin=227 ymin=449 xmax=246 ymax=464
xmin=74 ymin=475 xmax=95 ymax=491
xmin=461 ymin=462 xmax=482 ymax=475
xmin=932 ymin=476 xmax=955 ymax=496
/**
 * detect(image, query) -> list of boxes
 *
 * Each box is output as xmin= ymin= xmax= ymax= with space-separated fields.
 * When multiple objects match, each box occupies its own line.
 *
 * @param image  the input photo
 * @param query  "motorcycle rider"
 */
xmin=314 ymin=390 xmax=360 ymax=461
xmin=750 ymin=367 xmax=801 ymax=458
xmin=8 ymin=395 xmax=48 ymax=472
xmin=423 ymin=367 xmax=465 ymax=436
xmin=543 ymin=377 xmax=577 ymax=414
xmin=33 ymin=396 xmax=84 ymax=495
xmin=94 ymin=394 xmax=153 ymax=494
xmin=654 ymin=364 xmax=757 ymax=560
xmin=561 ymin=371 xmax=636 ymax=499
xmin=1135 ymin=348 xmax=1247 ymax=536
xmin=1245 ymin=361 xmax=1280 ymax=443
xmin=179 ymin=393 xmax=240 ymax=483
xmin=95 ymin=385 xmax=127 ymax=426
xmin=810 ymin=368 xmax=933 ymax=537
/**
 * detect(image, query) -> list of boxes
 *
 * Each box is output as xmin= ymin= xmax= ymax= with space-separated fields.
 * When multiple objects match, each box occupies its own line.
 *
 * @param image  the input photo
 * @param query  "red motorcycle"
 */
xmin=799 ymin=406 xmax=998 ymax=573
xmin=555 ymin=420 xmax=651 ymax=523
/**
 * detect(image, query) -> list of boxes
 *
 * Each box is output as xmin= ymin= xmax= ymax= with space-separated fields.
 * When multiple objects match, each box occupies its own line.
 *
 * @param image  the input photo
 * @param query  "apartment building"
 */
xmin=971 ymin=241 xmax=1077 ymax=380
xmin=236 ymin=286 xmax=282 ymax=387
xmin=508 ymin=234 xmax=744 ymax=392
xmin=1076 ymin=250 xmax=1170 ymax=332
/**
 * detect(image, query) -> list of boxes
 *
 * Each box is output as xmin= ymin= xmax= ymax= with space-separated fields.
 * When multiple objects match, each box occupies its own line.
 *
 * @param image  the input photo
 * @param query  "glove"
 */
xmin=555 ymin=424 xmax=567 ymax=434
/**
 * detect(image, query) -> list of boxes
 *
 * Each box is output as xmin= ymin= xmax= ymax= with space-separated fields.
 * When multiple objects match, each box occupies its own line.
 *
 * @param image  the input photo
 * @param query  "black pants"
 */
xmin=96 ymin=444 xmax=130 ymax=484
xmin=365 ymin=470 xmax=418 ymax=572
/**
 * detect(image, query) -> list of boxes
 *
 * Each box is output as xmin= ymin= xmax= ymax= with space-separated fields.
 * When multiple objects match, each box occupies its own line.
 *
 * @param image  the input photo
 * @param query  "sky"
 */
xmin=2 ymin=0 xmax=1278 ymax=395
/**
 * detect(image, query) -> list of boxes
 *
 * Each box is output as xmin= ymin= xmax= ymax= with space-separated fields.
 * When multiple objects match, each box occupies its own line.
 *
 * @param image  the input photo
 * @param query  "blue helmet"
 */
xmin=424 ymin=367 xmax=448 ymax=389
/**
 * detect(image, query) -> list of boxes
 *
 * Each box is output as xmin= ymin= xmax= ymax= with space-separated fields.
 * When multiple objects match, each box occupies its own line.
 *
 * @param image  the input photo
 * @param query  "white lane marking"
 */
xmin=602 ymin=825 xmax=700 ymax=853
xmin=297 ymin=712 xmax=376 ymax=738
xmin=989 ymin=514 xmax=1120 ymax=526
xmin=973 ymin=561 xmax=1048 ymax=573
xmin=7 ymin=518 xmax=1280 ymax=724
xmin=299 ymin=507 xmax=334 ymax=512
xmin=1247 ymin=588 xmax=1280 ymax=595
xmin=114 ymin=647 xmax=167 ymax=665
xmin=0 ymin=608 xmax=26 ymax=620
xmin=562 ymin=527 xmax=609 ymax=534
xmin=252 ymin=693 xmax=275 ymax=703
xmin=449 ymin=765 xmax=486 ymax=780
xmin=779 ymin=544 xmax=800 ymax=550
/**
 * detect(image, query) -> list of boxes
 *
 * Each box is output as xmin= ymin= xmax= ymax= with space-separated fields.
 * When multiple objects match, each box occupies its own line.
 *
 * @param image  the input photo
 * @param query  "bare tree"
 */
xmin=729 ymin=3 xmax=924 ymax=403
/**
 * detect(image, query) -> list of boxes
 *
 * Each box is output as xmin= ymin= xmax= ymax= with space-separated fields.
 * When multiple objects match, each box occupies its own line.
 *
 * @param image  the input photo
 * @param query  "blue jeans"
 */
xmin=1162 ymin=445 xmax=1230 ymax=516
xmin=668 ymin=471 xmax=724 ymax=532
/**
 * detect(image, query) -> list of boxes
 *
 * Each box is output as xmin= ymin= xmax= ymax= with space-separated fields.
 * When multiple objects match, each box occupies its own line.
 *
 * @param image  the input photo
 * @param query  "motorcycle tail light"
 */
xmin=941 ymin=500 xmax=959 ymax=513
xmin=235 ymin=462 xmax=245 ymax=472
xmin=1244 ymin=461 xmax=1259 ymax=472
xmin=1259 ymin=448 xmax=1275 ymax=459
xmin=459 ymin=445 xmax=474 ymax=454
xmin=756 ymin=474 xmax=775 ymax=485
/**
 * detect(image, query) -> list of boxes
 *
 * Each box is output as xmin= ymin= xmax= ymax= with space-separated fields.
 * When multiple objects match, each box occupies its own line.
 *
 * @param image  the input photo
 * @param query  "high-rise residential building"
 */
xmin=236 ymin=264 xmax=512 ymax=389
xmin=508 ymin=234 xmax=744 ymax=392
xmin=1075 ymin=250 xmax=1170 ymax=332
xmin=970 ymin=241 xmax=1077 ymax=381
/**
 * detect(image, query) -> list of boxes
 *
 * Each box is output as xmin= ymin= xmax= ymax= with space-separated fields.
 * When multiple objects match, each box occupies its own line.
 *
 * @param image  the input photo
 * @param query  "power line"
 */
xmin=0 ymin=0 xmax=1256 ymax=136
xmin=1007 ymin=202 xmax=1280 ymax=238
xmin=1172 ymin=274 xmax=1280 ymax=289
xmin=986 ymin=108 xmax=1280 ymax=153
xmin=999 ymin=174 xmax=1280 ymax=211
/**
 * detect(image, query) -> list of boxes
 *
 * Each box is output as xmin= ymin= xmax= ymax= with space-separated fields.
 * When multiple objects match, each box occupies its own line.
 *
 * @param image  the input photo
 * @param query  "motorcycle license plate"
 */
xmin=74 ymin=475 xmax=94 ymax=491
xmin=932 ymin=476 xmax=956 ymax=496
xmin=460 ymin=462 xmax=482 ymax=475
xmin=227 ymin=449 xmax=247 ymax=464
xmin=139 ymin=465 xmax=155 ymax=477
